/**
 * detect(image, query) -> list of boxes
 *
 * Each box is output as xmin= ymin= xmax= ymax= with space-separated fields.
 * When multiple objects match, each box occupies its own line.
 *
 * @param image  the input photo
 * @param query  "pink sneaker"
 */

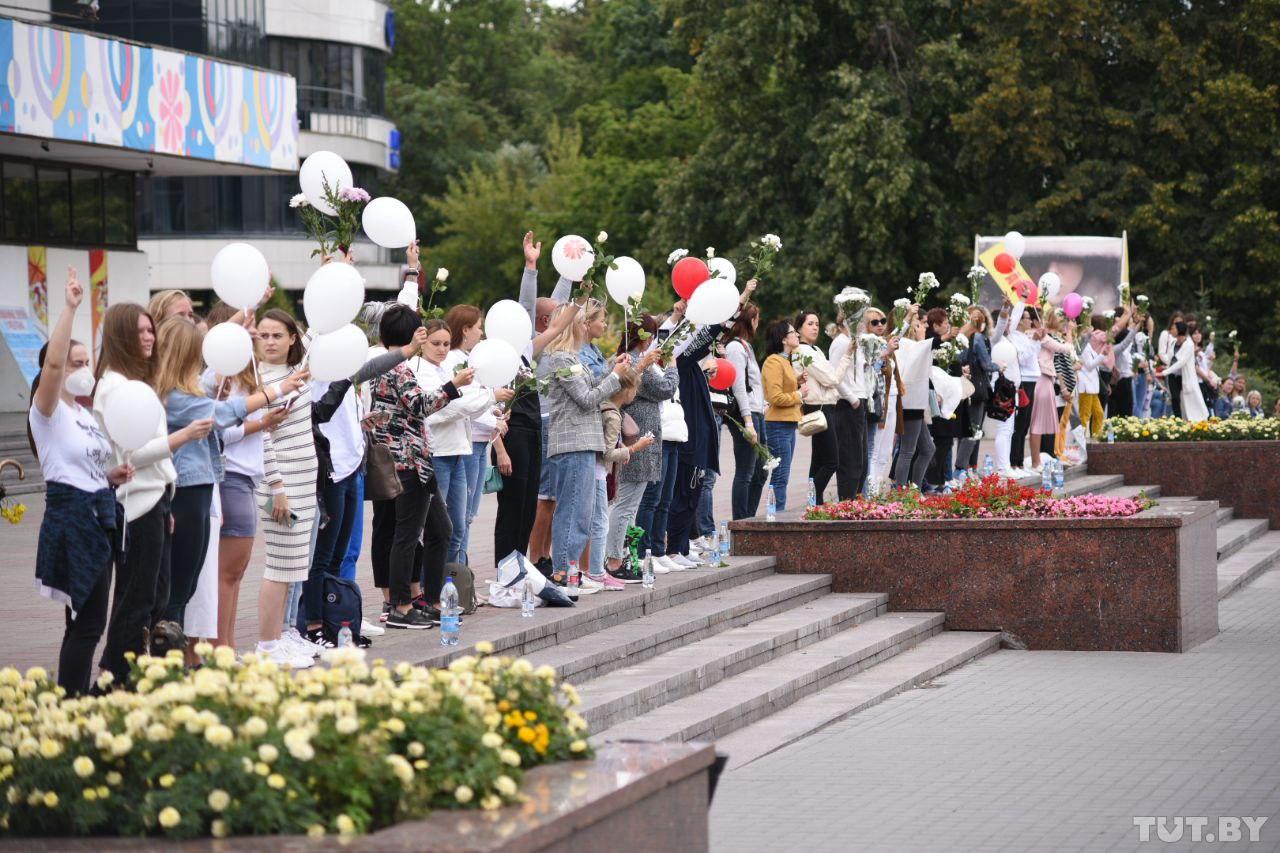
xmin=593 ymin=573 xmax=626 ymax=591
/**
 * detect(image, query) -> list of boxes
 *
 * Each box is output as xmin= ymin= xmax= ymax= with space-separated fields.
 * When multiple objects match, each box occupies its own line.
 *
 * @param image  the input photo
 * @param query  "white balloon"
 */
xmin=605 ymin=256 xmax=646 ymax=304
xmin=303 ymin=262 xmax=365 ymax=335
xmin=362 ymin=197 xmax=416 ymax=248
xmin=210 ymin=243 xmax=269 ymax=310
xmin=1003 ymin=230 xmax=1027 ymax=259
xmin=685 ymin=279 xmax=740 ymax=326
xmin=469 ymin=338 xmax=521 ymax=388
xmin=308 ymin=324 xmax=368 ymax=381
xmin=485 ymin=299 xmax=533 ymax=351
xmin=201 ymin=322 xmax=253 ymax=376
xmin=103 ymin=380 xmax=164 ymax=452
xmin=707 ymin=256 xmax=738 ymax=288
xmin=551 ymin=234 xmax=595 ymax=282
xmin=299 ymin=151 xmax=353 ymax=215
xmin=1038 ymin=271 xmax=1062 ymax=302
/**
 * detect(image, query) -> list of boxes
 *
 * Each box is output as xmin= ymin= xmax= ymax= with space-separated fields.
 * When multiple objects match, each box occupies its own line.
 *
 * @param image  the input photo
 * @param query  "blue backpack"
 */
xmin=296 ymin=575 xmax=363 ymax=640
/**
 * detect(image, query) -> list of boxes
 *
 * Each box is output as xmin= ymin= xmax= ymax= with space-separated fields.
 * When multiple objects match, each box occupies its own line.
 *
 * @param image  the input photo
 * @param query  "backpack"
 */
xmin=986 ymin=370 xmax=1017 ymax=422
xmin=297 ymin=575 xmax=363 ymax=641
xmin=444 ymin=561 xmax=478 ymax=615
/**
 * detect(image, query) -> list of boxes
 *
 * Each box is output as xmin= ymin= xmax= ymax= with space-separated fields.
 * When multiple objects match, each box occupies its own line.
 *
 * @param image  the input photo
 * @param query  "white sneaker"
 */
xmin=575 ymin=577 xmax=603 ymax=596
xmin=671 ymin=554 xmax=700 ymax=569
xmin=281 ymin=627 xmax=322 ymax=657
xmin=257 ymin=640 xmax=314 ymax=669
xmin=650 ymin=559 xmax=672 ymax=574
xmin=360 ymin=618 xmax=385 ymax=637
xmin=655 ymin=555 xmax=686 ymax=572
xmin=689 ymin=536 xmax=712 ymax=552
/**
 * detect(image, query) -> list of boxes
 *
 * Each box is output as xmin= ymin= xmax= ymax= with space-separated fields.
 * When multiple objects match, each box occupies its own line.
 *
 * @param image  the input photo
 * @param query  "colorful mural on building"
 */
xmin=0 ymin=18 xmax=298 ymax=170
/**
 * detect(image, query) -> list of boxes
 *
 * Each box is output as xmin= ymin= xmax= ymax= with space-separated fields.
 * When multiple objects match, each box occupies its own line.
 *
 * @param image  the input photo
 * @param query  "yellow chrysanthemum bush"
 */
xmin=0 ymin=642 xmax=590 ymax=839
xmin=1104 ymin=413 xmax=1280 ymax=442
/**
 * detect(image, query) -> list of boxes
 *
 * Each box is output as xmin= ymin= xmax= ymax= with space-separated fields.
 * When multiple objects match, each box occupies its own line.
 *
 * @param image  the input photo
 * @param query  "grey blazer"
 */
xmin=619 ymin=363 xmax=678 ymax=482
xmin=543 ymin=350 xmax=621 ymax=457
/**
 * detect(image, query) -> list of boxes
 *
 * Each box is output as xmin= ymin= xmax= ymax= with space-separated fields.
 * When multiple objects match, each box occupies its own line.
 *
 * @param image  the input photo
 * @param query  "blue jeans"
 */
xmin=764 ymin=421 xmax=797 ymax=511
xmin=636 ymin=441 xmax=681 ymax=556
xmin=550 ymin=450 xmax=596 ymax=576
xmin=1132 ymin=372 xmax=1148 ymax=418
xmin=338 ymin=472 xmax=363 ymax=581
xmin=729 ymin=411 xmax=767 ymax=519
xmin=465 ymin=441 xmax=488 ymax=524
xmin=697 ymin=469 xmax=717 ymax=538
xmin=303 ymin=470 xmax=360 ymax=626
xmin=588 ymin=478 xmax=609 ymax=578
xmin=432 ymin=454 xmax=470 ymax=564
xmin=1150 ymin=387 xmax=1170 ymax=419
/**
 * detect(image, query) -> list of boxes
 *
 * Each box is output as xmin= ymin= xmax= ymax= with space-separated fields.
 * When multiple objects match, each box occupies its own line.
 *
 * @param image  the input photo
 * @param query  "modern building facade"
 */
xmin=0 ymin=0 xmax=399 ymax=410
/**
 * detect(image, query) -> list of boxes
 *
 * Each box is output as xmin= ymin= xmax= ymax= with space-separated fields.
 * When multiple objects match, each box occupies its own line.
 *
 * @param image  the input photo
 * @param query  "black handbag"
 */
xmin=364 ymin=441 xmax=403 ymax=502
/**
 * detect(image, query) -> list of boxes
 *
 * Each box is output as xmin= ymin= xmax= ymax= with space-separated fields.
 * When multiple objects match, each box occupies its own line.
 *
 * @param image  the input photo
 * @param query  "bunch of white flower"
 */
xmin=667 ymin=248 xmax=689 ymax=265
xmin=761 ymin=233 xmax=782 ymax=250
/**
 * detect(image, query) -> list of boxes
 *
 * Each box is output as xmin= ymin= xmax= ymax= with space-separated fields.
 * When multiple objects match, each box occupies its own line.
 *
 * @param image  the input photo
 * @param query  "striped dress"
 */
xmin=257 ymin=362 xmax=317 ymax=583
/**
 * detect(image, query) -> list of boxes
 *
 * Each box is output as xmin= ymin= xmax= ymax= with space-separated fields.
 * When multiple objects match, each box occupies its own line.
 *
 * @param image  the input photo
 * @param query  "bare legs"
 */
xmin=216 ymin=536 xmax=254 ymax=648
xmin=527 ymin=499 xmax=554 ymax=563
xmin=257 ymin=579 xmax=288 ymax=644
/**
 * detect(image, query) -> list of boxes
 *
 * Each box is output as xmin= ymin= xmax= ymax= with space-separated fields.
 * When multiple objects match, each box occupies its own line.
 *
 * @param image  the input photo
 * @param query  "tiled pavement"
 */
xmin=710 ymin=568 xmax=1280 ymax=852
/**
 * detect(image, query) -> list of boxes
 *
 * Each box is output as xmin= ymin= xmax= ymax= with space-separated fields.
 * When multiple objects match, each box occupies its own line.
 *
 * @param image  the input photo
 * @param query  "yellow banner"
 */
xmin=978 ymin=242 xmax=1039 ymax=306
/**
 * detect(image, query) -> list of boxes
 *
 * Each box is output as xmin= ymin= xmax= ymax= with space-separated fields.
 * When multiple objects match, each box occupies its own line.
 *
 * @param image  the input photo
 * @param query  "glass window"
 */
xmin=105 ymin=172 xmax=135 ymax=245
xmin=71 ymin=169 xmax=104 ymax=245
xmin=3 ymin=161 xmax=36 ymax=243
xmin=36 ymin=165 xmax=71 ymax=242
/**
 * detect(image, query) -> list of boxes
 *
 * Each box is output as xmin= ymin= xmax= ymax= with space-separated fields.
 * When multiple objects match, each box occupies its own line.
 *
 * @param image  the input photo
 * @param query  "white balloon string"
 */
xmin=119 ymin=449 xmax=131 ymax=553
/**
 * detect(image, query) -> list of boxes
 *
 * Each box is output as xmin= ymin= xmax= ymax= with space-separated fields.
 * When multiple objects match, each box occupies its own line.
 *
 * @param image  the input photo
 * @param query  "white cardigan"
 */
xmin=92 ymin=370 xmax=176 ymax=521
xmin=1164 ymin=338 xmax=1209 ymax=423
xmin=411 ymin=354 xmax=495 ymax=457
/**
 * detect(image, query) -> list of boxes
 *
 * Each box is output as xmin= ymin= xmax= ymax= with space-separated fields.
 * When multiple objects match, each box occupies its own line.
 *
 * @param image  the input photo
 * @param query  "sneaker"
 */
xmin=387 ymin=608 xmax=436 ymax=630
xmin=412 ymin=596 xmax=443 ymax=621
xmin=595 ymin=573 xmax=626 ymax=591
xmin=361 ymin=618 xmax=386 ymax=637
xmin=534 ymin=557 xmax=555 ymax=579
xmin=304 ymin=627 xmax=337 ymax=650
xmin=354 ymin=634 xmax=373 ymax=649
xmin=608 ymin=563 xmax=644 ymax=584
xmin=577 ymin=577 xmax=603 ymax=596
xmin=281 ymin=627 xmax=322 ymax=657
xmin=380 ymin=602 xmax=391 ymax=623
xmin=256 ymin=640 xmax=313 ymax=669
xmin=649 ymin=558 xmax=672 ymax=574
xmin=671 ymin=554 xmax=700 ymax=569
xmin=690 ymin=536 xmax=712 ymax=552
xmin=655 ymin=555 xmax=685 ymax=572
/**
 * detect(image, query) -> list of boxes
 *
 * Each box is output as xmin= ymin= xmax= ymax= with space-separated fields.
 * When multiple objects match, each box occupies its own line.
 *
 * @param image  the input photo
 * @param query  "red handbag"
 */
xmin=1017 ymin=387 xmax=1031 ymax=408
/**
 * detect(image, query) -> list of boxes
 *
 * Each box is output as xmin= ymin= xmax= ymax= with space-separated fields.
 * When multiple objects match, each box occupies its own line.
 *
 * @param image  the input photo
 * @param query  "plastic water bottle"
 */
xmin=983 ymin=454 xmax=995 ymax=477
xmin=1106 ymin=425 xmax=1115 ymax=444
xmin=521 ymin=578 xmax=535 ymax=618
xmin=1053 ymin=458 xmax=1065 ymax=491
xmin=718 ymin=521 xmax=730 ymax=561
xmin=709 ymin=525 xmax=720 ymax=559
xmin=642 ymin=549 xmax=655 ymax=589
xmin=439 ymin=573 xmax=460 ymax=646
xmin=807 ymin=477 xmax=818 ymax=508
xmin=766 ymin=490 xmax=777 ymax=522
xmin=337 ymin=621 xmax=352 ymax=648
xmin=1041 ymin=462 xmax=1053 ymax=493
xmin=567 ymin=559 xmax=581 ymax=601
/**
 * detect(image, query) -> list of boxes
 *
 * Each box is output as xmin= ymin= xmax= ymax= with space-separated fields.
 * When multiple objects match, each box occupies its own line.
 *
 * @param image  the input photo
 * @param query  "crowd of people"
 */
xmin=25 ymin=233 xmax=1276 ymax=693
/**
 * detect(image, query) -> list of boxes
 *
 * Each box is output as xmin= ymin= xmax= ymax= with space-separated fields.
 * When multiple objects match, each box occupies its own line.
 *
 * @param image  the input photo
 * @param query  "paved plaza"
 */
xmin=710 ymin=567 xmax=1280 ymax=852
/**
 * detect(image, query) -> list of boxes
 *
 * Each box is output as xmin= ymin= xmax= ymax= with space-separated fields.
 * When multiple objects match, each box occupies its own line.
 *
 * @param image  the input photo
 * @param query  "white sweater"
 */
xmin=92 ymin=370 xmax=177 ymax=521
xmin=411 ymin=355 xmax=495 ymax=457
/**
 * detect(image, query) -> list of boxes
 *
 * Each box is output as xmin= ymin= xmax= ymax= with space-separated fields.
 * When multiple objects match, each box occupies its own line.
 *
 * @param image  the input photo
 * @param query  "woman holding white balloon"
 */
xmin=30 ymin=268 xmax=135 ymax=694
xmin=444 ymin=305 xmax=514 ymax=563
xmin=93 ymin=303 xmax=214 ymax=683
xmin=151 ymin=317 xmax=307 ymax=636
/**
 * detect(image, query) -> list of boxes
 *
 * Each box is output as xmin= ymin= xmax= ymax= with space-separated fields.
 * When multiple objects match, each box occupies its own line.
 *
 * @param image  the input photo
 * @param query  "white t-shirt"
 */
xmin=28 ymin=400 xmax=112 ymax=492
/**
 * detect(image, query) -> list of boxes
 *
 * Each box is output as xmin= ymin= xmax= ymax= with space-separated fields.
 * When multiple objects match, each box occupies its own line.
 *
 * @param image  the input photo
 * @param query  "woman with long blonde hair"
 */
xmin=153 ymin=317 xmax=306 ymax=634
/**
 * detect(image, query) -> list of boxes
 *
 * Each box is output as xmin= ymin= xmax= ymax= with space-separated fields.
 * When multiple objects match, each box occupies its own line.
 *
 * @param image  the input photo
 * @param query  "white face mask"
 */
xmin=65 ymin=366 xmax=96 ymax=398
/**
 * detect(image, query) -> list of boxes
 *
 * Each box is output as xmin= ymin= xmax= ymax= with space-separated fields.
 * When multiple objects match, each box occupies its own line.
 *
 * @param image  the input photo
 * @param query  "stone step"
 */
xmin=1059 ymin=473 xmax=1126 ymax=497
xmin=577 ymin=594 xmax=889 ymax=732
xmin=716 ymin=630 xmax=1002 ymax=770
xmin=1095 ymin=483 xmax=1161 ymax=500
xmin=524 ymin=575 xmax=870 ymax=683
xmin=1217 ymin=531 xmax=1280 ymax=600
xmin=1217 ymin=518 xmax=1270 ymax=561
xmin=414 ymin=556 xmax=779 ymax=668
xmin=591 ymin=611 xmax=945 ymax=744
xmin=1216 ymin=506 xmax=1234 ymax=525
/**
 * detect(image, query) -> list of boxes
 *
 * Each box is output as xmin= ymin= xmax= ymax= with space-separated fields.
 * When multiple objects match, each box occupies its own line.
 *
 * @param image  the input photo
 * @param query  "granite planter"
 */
xmin=729 ymin=501 xmax=1219 ymax=652
xmin=1088 ymin=440 xmax=1280 ymax=528
xmin=2 ymin=742 xmax=715 ymax=852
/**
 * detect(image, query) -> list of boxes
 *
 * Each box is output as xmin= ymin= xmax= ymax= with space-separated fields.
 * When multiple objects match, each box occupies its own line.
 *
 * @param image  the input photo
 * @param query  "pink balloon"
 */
xmin=1062 ymin=292 xmax=1084 ymax=319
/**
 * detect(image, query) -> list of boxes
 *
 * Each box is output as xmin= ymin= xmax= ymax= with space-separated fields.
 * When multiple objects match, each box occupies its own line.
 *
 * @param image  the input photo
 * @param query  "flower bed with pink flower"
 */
xmin=804 ymin=475 xmax=1154 ymax=521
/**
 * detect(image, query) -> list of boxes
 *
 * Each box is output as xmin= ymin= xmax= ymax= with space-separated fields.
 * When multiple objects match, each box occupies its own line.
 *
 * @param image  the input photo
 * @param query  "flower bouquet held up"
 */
xmin=834 ymin=287 xmax=871 ymax=327
xmin=419 ymin=267 xmax=450 ymax=320
xmin=913 ymin=271 xmax=940 ymax=305
xmin=932 ymin=340 xmax=960 ymax=370
xmin=892 ymin=298 xmax=913 ymax=336
xmin=291 ymin=182 xmax=370 ymax=259
xmin=745 ymin=233 xmax=782 ymax=280
xmin=966 ymin=265 xmax=986 ymax=306
xmin=948 ymin=292 xmax=971 ymax=327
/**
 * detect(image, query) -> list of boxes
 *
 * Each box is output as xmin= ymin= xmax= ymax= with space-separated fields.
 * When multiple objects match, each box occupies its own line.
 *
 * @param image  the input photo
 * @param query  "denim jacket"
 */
xmin=165 ymin=391 xmax=247 ymax=487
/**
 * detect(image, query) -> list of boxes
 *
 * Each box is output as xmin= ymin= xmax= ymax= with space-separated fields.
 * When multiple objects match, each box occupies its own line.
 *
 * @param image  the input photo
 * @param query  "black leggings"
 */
xmin=102 ymin=496 xmax=170 ymax=683
xmin=419 ymin=478 xmax=452 ymax=603
xmin=1110 ymin=377 xmax=1133 ymax=421
xmin=494 ymin=425 xmax=540 ymax=566
xmin=1010 ymin=381 xmax=1038 ymax=468
xmin=59 ymin=563 xmax=111 ymax=696
xmin=830 ymin=400 xmax=867 ymax=500
xmin=161 ymin=484 xmax=213 ymax=624
xmin=804 ymin=403 xmax=840 ymax=501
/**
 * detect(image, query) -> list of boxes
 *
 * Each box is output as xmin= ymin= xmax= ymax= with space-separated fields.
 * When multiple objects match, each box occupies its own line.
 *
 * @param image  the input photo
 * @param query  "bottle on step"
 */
xmin=807 ymin=477 xmax=817 ymax=508
xmin=766 ymin=489 xmax=777 ymax=522
xmin=440 ymin=573 xmax=460 ymax=647
xmin=337 ymin=621 xmax=352 ymax=648
xmin=983 ymin=454 xmax=995 ymax=477
xmin=642 ymin=549 xmax=655 ymax=589
xmin=567 ymin=559 xmax=581 ymax=602
xmin=719 ymin=520 xmax=730 ymax=562
xmin=521 ymin=577 xmax=535 ymax=618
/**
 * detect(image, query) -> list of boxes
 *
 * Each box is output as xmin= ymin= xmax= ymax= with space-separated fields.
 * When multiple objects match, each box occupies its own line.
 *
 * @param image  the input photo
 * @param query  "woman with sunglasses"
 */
xmin=761 ymin=320 xmax=807 ymax=511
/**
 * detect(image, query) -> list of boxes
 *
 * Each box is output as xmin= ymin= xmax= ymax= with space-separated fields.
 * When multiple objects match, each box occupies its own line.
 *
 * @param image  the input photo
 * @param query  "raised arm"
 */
xmin=518 ymin=231 xmax=541 ymax=325
xmin=33 ymin=267 xmax=82 ymax=418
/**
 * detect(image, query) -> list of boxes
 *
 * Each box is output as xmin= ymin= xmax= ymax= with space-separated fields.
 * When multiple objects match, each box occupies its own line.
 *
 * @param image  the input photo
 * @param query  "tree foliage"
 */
xmin=384 ymin=0 xmax=1280 ymax=369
